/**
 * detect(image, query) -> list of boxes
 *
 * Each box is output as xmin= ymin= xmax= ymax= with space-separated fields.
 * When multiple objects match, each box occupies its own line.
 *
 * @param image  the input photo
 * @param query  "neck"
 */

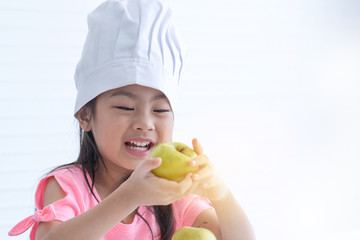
xmin=94 ymin=160 xmax=133 ymax=199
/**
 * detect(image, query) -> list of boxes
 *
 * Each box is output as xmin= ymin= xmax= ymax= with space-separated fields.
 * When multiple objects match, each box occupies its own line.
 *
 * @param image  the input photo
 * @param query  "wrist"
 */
xmin=115 ymin=180 xmax=141 ymax=209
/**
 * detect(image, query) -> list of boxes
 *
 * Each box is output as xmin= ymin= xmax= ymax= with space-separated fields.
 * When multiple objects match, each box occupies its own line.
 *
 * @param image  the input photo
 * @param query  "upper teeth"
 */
xmin=130 ymin=141 xmax=150 ymax=147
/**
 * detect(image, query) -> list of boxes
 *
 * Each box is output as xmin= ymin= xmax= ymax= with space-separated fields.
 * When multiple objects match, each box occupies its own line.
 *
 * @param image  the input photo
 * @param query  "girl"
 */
xmin=9 ymin=0 xmax=255 ymax=239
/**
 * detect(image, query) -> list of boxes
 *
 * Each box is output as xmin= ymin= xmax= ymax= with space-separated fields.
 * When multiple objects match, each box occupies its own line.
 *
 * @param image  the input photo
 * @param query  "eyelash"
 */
xmin=116 ymin=106 xmax=134 ymax=111
xmin=153 ymin=109 xmax=170 ymax=113
xmin=115 ymin=106 xmax=170 ymax=113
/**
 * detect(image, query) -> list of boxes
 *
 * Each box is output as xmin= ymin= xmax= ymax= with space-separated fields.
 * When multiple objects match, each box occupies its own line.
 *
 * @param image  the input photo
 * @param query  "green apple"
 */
xmin=150 ymin=142 xmax=198 ymax=182
xmin=171 ymin=227 xmax=217 ymax=240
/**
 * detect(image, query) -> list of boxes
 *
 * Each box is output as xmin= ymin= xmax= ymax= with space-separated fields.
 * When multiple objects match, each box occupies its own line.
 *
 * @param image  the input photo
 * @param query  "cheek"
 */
xmin=92 ymin=119 xmax=127 ymax=150
xmin=157 ymin=118 xmax=174 ymax=141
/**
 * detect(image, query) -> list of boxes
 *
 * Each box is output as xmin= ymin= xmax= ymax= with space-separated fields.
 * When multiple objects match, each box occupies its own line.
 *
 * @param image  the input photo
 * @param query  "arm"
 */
xmin=36 ymin=177 xmax=139 ymax=240
xmin=36 ymin=158 xmax=193 ymax=240
xmin=191 ymin=191 xmax=255 ymax=240
xmin=189 ymin=139 xmax=256 ymax=240
xmin=192 ymin=208 xmax=222 ymax=239
xmin=212 ymin=191 xmax=255 ymax=240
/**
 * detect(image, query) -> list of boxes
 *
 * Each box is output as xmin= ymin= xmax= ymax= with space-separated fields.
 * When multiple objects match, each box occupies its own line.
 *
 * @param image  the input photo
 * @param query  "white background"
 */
xmin=1 ymin=0 xmax=360 ymax=239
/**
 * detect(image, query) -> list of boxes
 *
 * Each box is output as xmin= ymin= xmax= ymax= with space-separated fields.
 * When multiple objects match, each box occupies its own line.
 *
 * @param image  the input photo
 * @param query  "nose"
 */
xmin=132 ymin=111 xmax=155 ymax=132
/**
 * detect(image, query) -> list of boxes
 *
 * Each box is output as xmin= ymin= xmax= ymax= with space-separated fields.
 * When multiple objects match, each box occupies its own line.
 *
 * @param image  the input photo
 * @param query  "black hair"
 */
xmin=55 ymin=98 xmax=174 ymax=240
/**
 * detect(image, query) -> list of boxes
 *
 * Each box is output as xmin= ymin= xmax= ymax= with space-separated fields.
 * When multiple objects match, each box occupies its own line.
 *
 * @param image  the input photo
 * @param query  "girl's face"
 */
xmin=89 ymin=84 xmax=174 ymax=170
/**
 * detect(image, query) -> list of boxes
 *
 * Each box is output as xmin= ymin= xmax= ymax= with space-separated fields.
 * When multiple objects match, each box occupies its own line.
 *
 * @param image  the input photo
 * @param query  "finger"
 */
xmin=189 ymin=154 xmax=209 ymax=167
xmin=192 ymin=138 xmax=203 ymax=155
xmin=174 ymin=173 xmax=193 ymax=195
xmin=201 ymin=176 xmax=221 ymax=189
xmin=184 ymin=172 xmax=193 ymax=180
xmin=192 ymin=166 xmax=213 ymax=181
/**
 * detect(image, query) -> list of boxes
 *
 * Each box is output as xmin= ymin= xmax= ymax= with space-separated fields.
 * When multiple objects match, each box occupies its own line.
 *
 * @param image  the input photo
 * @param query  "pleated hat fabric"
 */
xmin=74 ymin=0 xmax=185 ymax=115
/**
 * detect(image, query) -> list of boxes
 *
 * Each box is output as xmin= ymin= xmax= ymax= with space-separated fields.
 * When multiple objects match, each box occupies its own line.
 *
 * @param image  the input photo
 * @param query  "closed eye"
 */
xmin=154 ymin=109 xmax=171 ymax=113
xmin=115 ymin=106 xmax=134 ymax=111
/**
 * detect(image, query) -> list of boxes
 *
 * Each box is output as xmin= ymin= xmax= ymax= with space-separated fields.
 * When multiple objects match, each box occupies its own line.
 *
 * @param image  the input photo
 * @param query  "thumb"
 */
xmin=143 ymin=157 xmax=162 ymax=171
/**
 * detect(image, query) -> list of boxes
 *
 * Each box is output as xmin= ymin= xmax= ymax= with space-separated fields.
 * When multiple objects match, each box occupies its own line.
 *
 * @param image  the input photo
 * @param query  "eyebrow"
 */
xmin=110 ymin=90 xmax=168 ymax=102
xmin=152 ymin=93 xmax=168 ymax=101
xmin=110 ymin=91 xmax=136 ymax=98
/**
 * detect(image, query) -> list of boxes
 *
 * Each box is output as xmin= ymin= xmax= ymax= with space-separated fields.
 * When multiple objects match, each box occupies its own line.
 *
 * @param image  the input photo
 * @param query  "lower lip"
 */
xmin=124 ymin=145 xmax=153 ymax=157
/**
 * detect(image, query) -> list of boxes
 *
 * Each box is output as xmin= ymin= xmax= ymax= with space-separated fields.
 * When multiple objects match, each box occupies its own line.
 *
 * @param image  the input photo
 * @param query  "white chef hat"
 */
xmin=74 ymin=0 xmax=186 ymax=115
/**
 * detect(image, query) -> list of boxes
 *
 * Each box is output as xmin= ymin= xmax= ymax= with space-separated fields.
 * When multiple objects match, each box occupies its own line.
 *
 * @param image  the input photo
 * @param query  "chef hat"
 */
xmin=74 ymin=0 xmax=186 ymax=115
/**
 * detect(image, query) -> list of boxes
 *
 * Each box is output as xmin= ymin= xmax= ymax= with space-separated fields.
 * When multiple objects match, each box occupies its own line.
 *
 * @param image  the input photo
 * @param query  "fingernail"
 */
xmin=193 ymin=174 xmax=199 ymax=179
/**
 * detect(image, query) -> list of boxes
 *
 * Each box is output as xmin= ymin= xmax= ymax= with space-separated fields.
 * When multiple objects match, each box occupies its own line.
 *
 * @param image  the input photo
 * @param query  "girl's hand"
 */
xmin=123 ymin=157 xmax=193 ymax=206
xmin=187 ymin=138 xmax=229 ymax=202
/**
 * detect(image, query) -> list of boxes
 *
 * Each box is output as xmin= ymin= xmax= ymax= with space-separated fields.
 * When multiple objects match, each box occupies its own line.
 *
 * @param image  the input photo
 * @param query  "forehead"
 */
xmin=102 ymin=84 xmax=168 ymax=101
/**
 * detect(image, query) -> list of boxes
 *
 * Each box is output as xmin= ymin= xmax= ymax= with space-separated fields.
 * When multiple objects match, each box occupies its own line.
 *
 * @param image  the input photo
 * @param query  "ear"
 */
xmin=76 ymin=107 xmax=92 ymax=132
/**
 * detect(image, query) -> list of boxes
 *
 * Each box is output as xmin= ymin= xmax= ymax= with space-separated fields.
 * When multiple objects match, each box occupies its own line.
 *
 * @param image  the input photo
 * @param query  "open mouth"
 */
xmin=125 ymin=141 xmax=154 ymax=152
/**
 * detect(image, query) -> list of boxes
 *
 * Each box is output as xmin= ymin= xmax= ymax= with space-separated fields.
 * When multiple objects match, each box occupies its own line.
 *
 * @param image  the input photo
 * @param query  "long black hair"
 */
xmin=58 ymin=98 xmax=175 ymax=240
